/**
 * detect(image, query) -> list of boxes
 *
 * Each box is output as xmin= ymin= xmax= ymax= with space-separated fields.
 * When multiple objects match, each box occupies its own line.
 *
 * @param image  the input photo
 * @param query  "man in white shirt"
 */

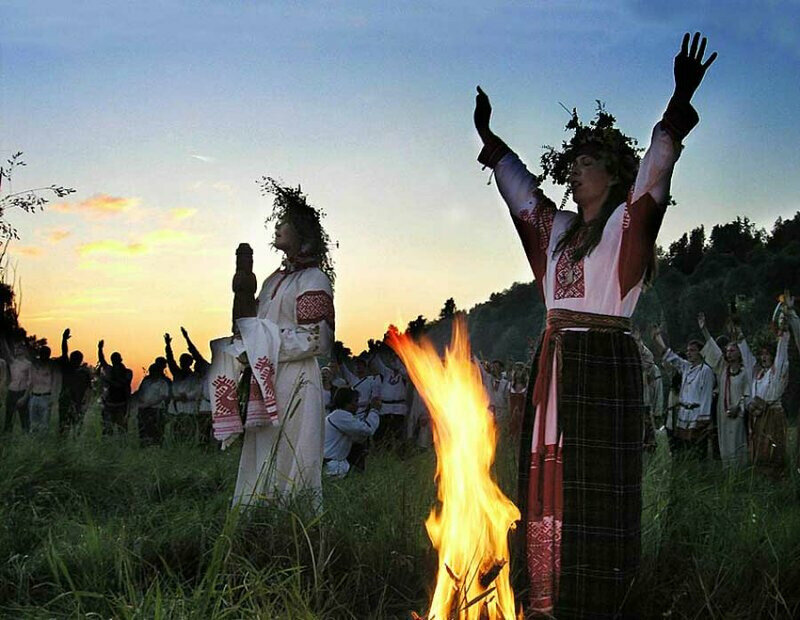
xmin=340 ymin=354 xmax=381 ymax=415
xmin=133 ymin=362 xmax=172 ymax=446
xmin=372 ymin=349 xmax=408 ymax=447
xmin=323 ymin=387 xmax=380 ymax=477
xmin=653 ymin=328 xmax=715 ymax=459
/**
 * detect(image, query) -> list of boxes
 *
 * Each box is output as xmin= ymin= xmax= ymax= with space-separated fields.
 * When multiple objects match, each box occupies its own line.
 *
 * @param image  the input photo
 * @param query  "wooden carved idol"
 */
xmin=232 ymin=242 xmax=258 ymax=333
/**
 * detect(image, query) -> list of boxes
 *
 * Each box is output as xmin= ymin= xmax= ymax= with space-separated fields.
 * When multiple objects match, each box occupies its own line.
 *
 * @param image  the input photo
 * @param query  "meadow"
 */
xmin=1 ymin=404 xmax=799 ymax=619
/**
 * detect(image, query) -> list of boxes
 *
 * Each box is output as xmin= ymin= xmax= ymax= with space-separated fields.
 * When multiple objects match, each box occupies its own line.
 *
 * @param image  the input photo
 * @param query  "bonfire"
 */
xmin=388 ymin=318 xmax=521 ymax=620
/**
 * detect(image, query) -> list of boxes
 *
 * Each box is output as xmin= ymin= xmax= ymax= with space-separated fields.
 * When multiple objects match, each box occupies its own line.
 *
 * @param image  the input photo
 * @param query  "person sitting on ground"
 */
xmin=323 ymin=387 xmax=380 ymax=478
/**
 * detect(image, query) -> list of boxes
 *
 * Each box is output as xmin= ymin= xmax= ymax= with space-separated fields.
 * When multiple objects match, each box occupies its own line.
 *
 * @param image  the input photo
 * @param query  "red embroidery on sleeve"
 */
xmin=296 ymin=290 xmax=335 ymax=329
xmin=514 ymin=190 xmax=557 ymax=299
xmin=618 ymin=193 xmax=665 ymax=299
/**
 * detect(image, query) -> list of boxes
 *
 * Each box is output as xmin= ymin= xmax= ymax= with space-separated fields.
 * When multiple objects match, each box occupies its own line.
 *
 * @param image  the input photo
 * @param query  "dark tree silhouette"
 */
xmin=439 ymin=297 xmax=457 ymax=320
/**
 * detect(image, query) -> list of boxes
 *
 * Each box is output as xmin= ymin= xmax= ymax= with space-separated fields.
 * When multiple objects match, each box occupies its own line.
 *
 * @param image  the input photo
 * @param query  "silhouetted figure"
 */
xmin=164 ymin=327 xmax=209 ymax=442
xmin=27 ymin=346 xmax=57 ymax=433
xmin=57 ymin=328 xmax=92 ymax=435
xmin=134 ymin=362 xmax=171 ymax=446
xmin=97 ymin=340 xmax=133 ymax=434
xmin=4 ymin=342 xmax=31 ymax=433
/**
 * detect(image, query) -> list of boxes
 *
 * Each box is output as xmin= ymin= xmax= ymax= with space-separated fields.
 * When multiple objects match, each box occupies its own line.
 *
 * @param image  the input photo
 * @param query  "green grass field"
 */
xmin=1 ymin=405 xmax=798 ymax=619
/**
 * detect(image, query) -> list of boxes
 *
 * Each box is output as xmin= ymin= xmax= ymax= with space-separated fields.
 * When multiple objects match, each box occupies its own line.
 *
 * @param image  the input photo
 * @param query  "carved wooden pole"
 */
xmin=232 ymin=243 xmax=257 ymax=334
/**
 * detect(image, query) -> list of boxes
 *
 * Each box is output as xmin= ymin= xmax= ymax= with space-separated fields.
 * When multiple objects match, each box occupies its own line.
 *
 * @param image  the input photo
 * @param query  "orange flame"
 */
xmin=388 ymin=318 xmax=520 ymax=619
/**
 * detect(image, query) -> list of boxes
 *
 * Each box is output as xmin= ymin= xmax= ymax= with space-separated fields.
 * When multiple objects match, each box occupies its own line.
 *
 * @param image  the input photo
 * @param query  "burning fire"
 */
xmin=388 ymin=319 xmax=520 ymax=620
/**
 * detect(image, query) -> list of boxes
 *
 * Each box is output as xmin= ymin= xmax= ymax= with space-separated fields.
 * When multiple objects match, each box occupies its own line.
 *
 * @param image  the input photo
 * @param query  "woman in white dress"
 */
xmin=210 ymin=179 xmax=335 ymax=507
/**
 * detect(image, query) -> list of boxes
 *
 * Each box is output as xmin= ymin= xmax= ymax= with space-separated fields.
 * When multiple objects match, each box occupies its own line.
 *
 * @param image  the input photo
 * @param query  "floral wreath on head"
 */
xmin=259 ymin=176 xmax=336 ymax=286
xmin=538 ymin=101 xmax=643 ymax=209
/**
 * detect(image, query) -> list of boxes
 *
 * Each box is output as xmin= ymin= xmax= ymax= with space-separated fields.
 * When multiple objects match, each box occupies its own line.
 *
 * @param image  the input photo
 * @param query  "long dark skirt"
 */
xmin=515 ymin=330 xmax=644 ymax=619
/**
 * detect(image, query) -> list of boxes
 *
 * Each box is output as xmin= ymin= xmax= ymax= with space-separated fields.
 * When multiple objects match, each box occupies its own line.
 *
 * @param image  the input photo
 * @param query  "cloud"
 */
xmin=191 ymin=154 xmax=216 ymax=163
xmin=77 ymin=240 xmax=147 ymax=257
xmin=52 ymin=194 xmax=140 ymax=218
xmin=13 ymin=245 xmax=43 ymax=257
xmin=46 ymin=229 xmax=71 ymax=243
xmin=76 ymin=228 xmax=202 ymax=261
xmin=168 ymin=207 xmax=197 ymax=222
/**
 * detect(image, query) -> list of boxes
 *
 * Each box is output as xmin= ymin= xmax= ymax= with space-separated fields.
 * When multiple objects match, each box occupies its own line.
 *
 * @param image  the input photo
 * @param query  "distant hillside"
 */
xmin=404 ymin=212 xmax=800 ymax=383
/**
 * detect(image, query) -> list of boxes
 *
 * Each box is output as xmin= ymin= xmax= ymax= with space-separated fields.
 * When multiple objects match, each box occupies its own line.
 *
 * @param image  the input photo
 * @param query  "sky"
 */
xmin=1 ymin=0 xmax=799 ymax=383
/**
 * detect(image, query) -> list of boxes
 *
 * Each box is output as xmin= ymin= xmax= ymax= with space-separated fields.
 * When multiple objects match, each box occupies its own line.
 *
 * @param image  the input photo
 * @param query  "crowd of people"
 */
xmin=646 ymin=295 xmax=799 ymax=476
xmin=0 ymin=326 xmax=212 ymax=445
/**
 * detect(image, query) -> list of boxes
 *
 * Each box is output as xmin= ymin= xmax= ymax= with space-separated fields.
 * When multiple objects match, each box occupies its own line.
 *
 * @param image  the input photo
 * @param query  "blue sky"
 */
xmin=1 ymin=0 xmax=798 ymax=375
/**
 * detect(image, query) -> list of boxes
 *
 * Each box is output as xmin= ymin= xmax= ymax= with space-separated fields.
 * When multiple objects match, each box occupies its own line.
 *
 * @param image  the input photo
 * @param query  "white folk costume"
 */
xmin=749 ymin=332 xmax=789 ymax=475
xmin=323 ymin=407 xmax=380 ymax=477
xmin=477 ymin=361 xmax=510 ymax=422
xmin=701 ymin=337 xmax=752 ymax=467
xmin=209 ymin=259 xmax=334 ymax=506
xmin=480 ymin=99 xmax=699 ymax=616
xmin=374 ymin=354 xmax=408 ymax=417
xmin=638 ymin=342 xmax=663 ymax=450
xmin=341 ymin=364 xmax=381 ymax=414
xmin=662 ymin=350 xmax=716 ymax=432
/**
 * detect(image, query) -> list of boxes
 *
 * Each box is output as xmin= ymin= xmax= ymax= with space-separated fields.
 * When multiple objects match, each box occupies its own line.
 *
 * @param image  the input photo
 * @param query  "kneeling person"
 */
xmin=323 ymin=387 xmax=379 ymax=477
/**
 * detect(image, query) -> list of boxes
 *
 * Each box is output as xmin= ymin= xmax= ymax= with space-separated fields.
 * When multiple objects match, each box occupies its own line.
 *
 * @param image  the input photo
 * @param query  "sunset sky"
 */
xmin=2 ymin=1 xmax=799 ymax=383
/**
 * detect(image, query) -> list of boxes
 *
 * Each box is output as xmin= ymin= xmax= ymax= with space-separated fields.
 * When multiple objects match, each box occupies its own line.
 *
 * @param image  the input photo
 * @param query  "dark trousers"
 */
xmin=138 ymin=407 xmax=164 ymax=446
xmin=102 ymin=402 xmax=129 ymax=435
xmin=58 ymin=395 xmax=84 ymax=435
xmin=4 ymin=390 xmax=28 ymax=433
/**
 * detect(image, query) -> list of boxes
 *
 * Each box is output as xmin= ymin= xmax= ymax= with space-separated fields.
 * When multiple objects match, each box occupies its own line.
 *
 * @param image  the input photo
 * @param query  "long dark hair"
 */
xmin=553 ymin=148 xmax=633 ymax=263
xmin=258 ymin=177 xmax=336 ymax=286
xmin=551 ymin=147 xmax=658 ymax=285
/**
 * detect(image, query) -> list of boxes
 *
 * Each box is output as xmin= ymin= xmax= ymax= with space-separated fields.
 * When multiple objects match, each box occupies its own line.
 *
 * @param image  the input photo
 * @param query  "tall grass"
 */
xmin=0 ymin=421 xmax=798 ymax=618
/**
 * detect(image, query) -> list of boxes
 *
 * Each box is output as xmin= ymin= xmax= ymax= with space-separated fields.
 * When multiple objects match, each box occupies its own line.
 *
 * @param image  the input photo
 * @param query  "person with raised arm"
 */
xmin=97 ymin=340 xmax=133 ymax=434
xmin=697 ymin=312 xmax=751 ymax=467
xmin=652 ymin=325 xmax=716 ymax=459
xmin=180 ymin=326 xmax=213 ymax=444
xmin=475 ymin=32 xmax=716 ymax=617
xmin=748 ymin=294 xmax=793 ymax=477
xmin=57 ymin=328 xmax=91 ymax=435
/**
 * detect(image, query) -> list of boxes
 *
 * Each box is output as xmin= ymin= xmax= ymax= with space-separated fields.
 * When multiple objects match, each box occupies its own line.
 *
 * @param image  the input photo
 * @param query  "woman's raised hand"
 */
xmin=474 ymin=86 xmax=492 ymax=138
xmin=673 ymin=32 xmax=717 ymax=102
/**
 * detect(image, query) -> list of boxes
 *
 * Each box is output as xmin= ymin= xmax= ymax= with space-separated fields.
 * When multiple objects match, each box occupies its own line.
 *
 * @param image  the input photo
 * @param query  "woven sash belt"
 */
xmin=532 ymin=309 xmax=632 ymax=411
